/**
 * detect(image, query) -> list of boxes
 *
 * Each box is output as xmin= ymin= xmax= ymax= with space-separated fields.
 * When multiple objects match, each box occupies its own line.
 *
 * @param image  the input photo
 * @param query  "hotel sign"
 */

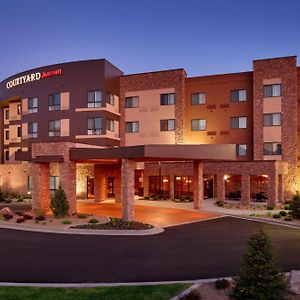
xmin=6 ymin=68 xmax=62 ymax=89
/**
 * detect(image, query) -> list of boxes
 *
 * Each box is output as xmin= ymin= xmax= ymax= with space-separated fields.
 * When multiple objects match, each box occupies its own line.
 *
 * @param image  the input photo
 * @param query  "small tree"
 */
xmin=230 ymin=229 xmax=286 ymax=300
xmin=289 ymin=193 xmax=300 ymax=219
xmin=50 ymin=187 xmax=69 ymax=217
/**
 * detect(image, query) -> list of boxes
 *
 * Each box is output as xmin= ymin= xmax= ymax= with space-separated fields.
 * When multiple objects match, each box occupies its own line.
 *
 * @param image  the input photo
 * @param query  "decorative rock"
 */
xmin=287 ymin=270 xmax=300 ymax=294
xmin=0 ymin=207 xmax=13 ymax=220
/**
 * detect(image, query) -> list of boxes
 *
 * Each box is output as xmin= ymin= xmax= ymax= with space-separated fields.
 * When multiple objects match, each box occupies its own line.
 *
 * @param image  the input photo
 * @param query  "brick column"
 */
xmin=241 ymin=174 xmax=250 ymax=206
xmin=217 ymin=174 xmax=225 ymax=201
xmin=213 ymin=174 xmax=218 ymax=198
xmin=143 ymin=174 xmax=149 ymax=197
xmin=278 ymin=174 xmax=284 ymax=203
xmin=32 ymin=163 xmax=50 ymax=213
xmin=268 ymin=170 xmax=278 ymax=207
xmin=94 ymin=165 xmax=107 ymax=202
xmin=121 ymin=159 xmax=135 ymax=221
xmin=193 ymin=161 xmax=203 ymax=209
xmin=59 ymin=161 xmax=76 ymax=214
xmin=114 ymin=166 xmax=121 ymax=203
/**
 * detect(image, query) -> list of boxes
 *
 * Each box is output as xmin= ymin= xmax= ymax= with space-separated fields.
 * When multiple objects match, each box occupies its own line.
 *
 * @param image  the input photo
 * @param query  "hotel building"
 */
xmin=0 ymin=56 xmax=298 ymax=220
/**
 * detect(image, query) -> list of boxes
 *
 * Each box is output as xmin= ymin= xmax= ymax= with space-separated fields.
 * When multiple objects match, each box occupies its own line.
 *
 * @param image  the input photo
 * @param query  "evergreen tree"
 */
xmin=290 ymin=193 xmax=300 ymax=219
xmin=50 ymin=186 xmax=69 ymax=217
xmin=230 ymin=229 xmax=286 ymax=300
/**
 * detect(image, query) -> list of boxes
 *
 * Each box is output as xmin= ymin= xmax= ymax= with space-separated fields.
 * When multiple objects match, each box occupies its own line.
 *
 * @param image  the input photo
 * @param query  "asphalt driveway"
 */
xmin=0 ymin=216 xmax=300 ymax=283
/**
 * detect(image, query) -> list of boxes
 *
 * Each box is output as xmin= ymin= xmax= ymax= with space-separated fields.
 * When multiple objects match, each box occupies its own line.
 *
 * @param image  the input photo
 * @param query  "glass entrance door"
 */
xmin=107 ymin=177 xmax=115 ymax=198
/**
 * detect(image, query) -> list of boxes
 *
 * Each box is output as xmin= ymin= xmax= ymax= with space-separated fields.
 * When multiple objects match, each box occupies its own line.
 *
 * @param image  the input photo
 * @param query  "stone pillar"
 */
xmin=213 ymin=174 xmax=218 ymax=198
xmin=94 ymin=164 xmax=107 ymax=202
xmin=121 ymin=159 xmax=135 ymax=221
xmin=217 ymin=174 xmax=225 ymax=201
xmin=241 ymin=174 xmax=251 ymax=206
xmin=268 ymin=170 xmax=278 ymax=207
xmin=169 ymin=176 xmax=174 ymax=200
xmin=143 ymin=174 xmax=149 ymax=197
xmin=59 ymin=161 xmax=76 ymax=214
xmin=193 ymin=161 xmax=203 ymax=209
xmin=32 ymin=163 xmax=50 ymax=213
xmin=278 ymin=174 xmax=284 ymax=203
xmin=114 ymin=166 xmax=121 ymax=203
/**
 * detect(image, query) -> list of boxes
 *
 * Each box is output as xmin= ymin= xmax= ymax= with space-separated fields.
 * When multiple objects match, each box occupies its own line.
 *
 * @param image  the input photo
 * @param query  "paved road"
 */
xmin=1 ymin=216 xmax=300 ymax=283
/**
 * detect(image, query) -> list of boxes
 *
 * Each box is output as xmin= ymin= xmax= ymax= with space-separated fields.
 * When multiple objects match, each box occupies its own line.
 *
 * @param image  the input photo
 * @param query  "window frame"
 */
xmin=87 ymin=90 xmax=102 ymax=108
xmin=263 ymin=142 xmax=282 ymax=156
xmin=125 ymin=96 xmax=139 ymax=108
xmin=230 ymin=116 xmax=247 ymax=129
xmin=230 ymin=89 xmax=247 ymax=102
xmin=160 ymin=119 xmax=175 ymax=131
xmin=48 ymin=93 xmax=61 ymax=111
xmin=263 ymin=84 xmax=281 ymax=97
xmin=125 ymin=121 xmax=139 ymax=133
xmin=191 ymin=93 xmax=206 ymax=105
xmin=191 ymin=119 xmax=207 ymax=131
xmin=160 ymin=93 xmax=175 ymax=105
xmin=236 ymin=144 xmax=247 ymax=156
xmin=107 ymin=93 xmax=114 ymax=106
xmin=28 ymin=122 xmax=38 ymax=138
xmin=87 ymin=117 xmax=102 ymax=135
xmin=263 ymin=113 xmax=281 ymax=127
xmin=106 ymin=119 xmax=114 ymax=132
xmin=48 ymin=120 xmax=61 ymax=137
xmin=28 ymin=97 xmax=38 ymax=113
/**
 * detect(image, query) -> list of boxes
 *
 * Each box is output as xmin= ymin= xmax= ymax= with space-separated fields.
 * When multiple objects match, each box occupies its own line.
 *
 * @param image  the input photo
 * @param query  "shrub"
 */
xmin=143 ymin=196 xmax=150 ymax=200
xmin=289 ymin=193 xmax=300 ymax=219
xmin=77 ymin=213 xmax=87 ymax=219
xmin=216 ymin=200 xmax=224 ymax=207
xmin=215 ymin=278 xmax=230 ymax=289
xmin=266 ymin=212 xmax=272 ymax=217
xmin=62 ymin=219 xmax=72 ymax=225
xmin=22 ymin=213 xmax=33 ymax=220
xmin=16 ymin=218 xmax=25 ymax=223
xmin=284 ymin=216 xmax=293 ymax=222
xmin=16 ymin=196 xmax=24 ymax=202
xmin=50 ymin=187 xmax=69 ymax=217
xmin=4 ymin=198 xmax=12 ymax=204
xmin=230 ymin=230 xmax=286 ymax=300
xmin=279 ymin=211 xmax=287 ymax=217
xmin=273 ymin=214 xmax=281 ymax=219
xmin=267 ymin=205 xmax=274 ymax=210
xmin=0 ymin=190 xmax=5 ymax=202
xmin=34 ymin=209 xmax=46 ymax=221
xmin=89 ymin=218 xmax=99 ymax=224
xmin=179 ymin=288 xmax=202 ymax=300
xmin=284 ymin=204 xmax=290 ymax=210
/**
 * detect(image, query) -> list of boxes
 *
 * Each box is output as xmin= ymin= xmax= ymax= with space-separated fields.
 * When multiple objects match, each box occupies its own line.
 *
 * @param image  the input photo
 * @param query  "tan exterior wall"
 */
xmin=61 ymin=92 xmax=70 ymax=110
xmin=60 ymin=118 xmax=70 ymax=136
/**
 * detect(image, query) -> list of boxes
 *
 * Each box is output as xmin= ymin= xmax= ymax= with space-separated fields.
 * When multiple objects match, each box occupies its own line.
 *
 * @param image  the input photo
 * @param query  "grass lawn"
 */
xmin=0 ymin=284 xmax=189 ymax=300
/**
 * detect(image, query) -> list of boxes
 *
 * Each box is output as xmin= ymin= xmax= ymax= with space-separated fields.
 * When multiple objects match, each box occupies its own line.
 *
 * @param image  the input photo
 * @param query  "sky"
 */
xmin=0 ymin=0 xmax=300 ymax=80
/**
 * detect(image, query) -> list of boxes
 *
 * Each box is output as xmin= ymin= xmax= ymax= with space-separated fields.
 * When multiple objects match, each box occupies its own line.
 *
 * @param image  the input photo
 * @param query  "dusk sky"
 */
xmin=0 ymin=0 xmax=299 ymax=80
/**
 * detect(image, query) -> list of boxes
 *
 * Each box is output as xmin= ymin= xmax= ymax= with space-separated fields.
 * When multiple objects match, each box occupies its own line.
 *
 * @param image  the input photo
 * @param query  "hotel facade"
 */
xmin=0 ymin=56 xmax=298 ymax=220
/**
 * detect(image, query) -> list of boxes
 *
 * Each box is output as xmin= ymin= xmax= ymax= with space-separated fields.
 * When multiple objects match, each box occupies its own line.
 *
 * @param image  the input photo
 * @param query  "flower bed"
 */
xmin=71 ymin=217 xmax=153 ymax=230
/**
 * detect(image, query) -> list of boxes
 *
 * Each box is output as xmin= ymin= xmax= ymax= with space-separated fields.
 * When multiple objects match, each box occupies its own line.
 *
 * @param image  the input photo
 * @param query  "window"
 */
xmin=48 ymin=120 xmax=61 ymax=136
xmin=87 ymin=118 xmax=102 ymax=135
xmin=17 ymin=126 xmax=21 ymax=138
xmin=191 ymin=119 xmax=207 ymax=131
xmin=236 ymin=144 xmax=247 ymax=156
xmin=17 ymin=104 xmax=21 ymax=115
xmin=107 ymin=93 xmax=114 ymax=106
xmin=231 ymin=116 xmax=247 ymax=129
xmin=27 ymin=176 xmax=32 ymax=193
xmin=263 ymin=113 xmax=281 ymax=126
xmin=5 ymin=130 xmax=9 ymax=141
xmin=49 ymin=93 xmax=61 ymax=111
xmin=160 ymin=93 xmax=175 ymax=105
xmin=28 ymin=97 xmax=38 ymax=113
xmin=125 ymin=121 xmax=139 ymax=133
xmin=263 ymin=142 xmax=282 ymax=155
xmin=28 ymin=122 xmax=38 ymax=138
xmin=230 ymin=89 xmax=247 ymax=102
xmin=160 ymin=119 xmax=175 ymax=131
xmin=125 ymin=96 xmax=139 ymax=108
xmin=4 ymin=109 xmax=9 ymax=120
xmin=4 ymin=150 xmax=9 ymax=161
xmin=50 ymin=176 xmax=59 ymax=194
xmin=106 ymin=119 xmax=114 ymax=132
xmin=263 ymin=84 xmax=281 ymax=97
xmin=191 ymin=93 xmax=206 ymax=105
xmin=88 ymin=91 xmax=102 ymax=108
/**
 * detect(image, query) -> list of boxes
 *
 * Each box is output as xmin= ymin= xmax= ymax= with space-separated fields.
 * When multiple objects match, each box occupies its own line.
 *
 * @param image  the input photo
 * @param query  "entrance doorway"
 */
xmin=174 ymin=176 xmax=193 ymax=198
xmin=135 ymin=170 xmax=144 ymax=196
xmin=107 ymin=177 xmax=115 ymax=198
xmin=204 ymin=175 xmax=214 ymax=198
xmin=87 ymin=176 xmax=94 ymax=199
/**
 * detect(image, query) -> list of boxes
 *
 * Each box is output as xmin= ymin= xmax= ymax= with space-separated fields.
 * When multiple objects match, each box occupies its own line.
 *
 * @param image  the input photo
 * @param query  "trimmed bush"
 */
xmin=284 ymin=216 xmax=293 ymax=222
xmin=179 ymin=288 xmax=202 ymax=300
xmin=284 ymin=204 xmax=290 ymax=210
xmin=279 ymin=211 xmax=287 ymax=217
xmin=230 ymin=230 xmax=286 ymax=300
xmin=143 ymin=196 xmax=150 ymax=200
xmin=215 ymin=278 xmax=230 ymax=289
xmin=267 ymin=205 xmax=274 ymax=210
xmin=77 ymin=213 xmax=87 ymax=219
xmin=34 ymin=209 xmax=46 ymax=221
xmin=273 ymin=214 xmax=281 ymax=219
xmin=290 ymin=193 xmax=300 ymax=219
xmin=216 ymin=200 xmax=224 ymax=207
xmin=50 ymin=187 xmax=69 ymax=217
xmin=0 ymin=190 xmax=5 ymax=203
xmin=62 ymin=219 xmax=72 ymax=225
xmin=89 ymin=218 xmax=99 ymax=224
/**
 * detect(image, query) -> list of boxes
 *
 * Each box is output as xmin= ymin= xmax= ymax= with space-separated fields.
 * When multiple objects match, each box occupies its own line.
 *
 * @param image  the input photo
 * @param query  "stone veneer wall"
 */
xmin=119 ymin=69 xmax=186 ymax=145
xmin=76 ymin=164 xmax=94 ymax=199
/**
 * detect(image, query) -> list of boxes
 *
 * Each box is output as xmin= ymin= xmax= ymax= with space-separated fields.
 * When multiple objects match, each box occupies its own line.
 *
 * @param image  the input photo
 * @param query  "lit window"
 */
xmin=49 ymin=94 xmax=61 ymax=111
xmin=230 ymin=89 xmax=247 ymax=102
xmin=48 ymin=120 xmax=61 ymax=136
xmin=191 ymin=93 xmax=206 ymax=105
xmin=191 ymin=119 xmax=206 ymax=131
xmin=263 ymin=84 xmax=281 ymax=97
xmin=125 ymin=96 xmax=139 ymax=108
xmin=236 ymin=144 xmax=247 ymax=156
xmin=160 ymin=93 xmax=175 ymax=105
xmin=263 ymin=113 xmax=281 ymax=126
xmin=87 ymin=118 xmax=102 ymax=135
xmin=28 ymin=97 xmax=38 ymax=113
xmin=263 ymin=142 xmax=282 ymax=155
xmin=28 ymin=122 xmax=38 ymax=138
xmin=231 ymin=116 xmax=247 ymax=129
xmin=88 ymin=91 xmax=102 ymax=108
xmin=125 ymin=121 xmax=139 ymax=133
xmin=160 ymin=119 xmax=175 ymax=131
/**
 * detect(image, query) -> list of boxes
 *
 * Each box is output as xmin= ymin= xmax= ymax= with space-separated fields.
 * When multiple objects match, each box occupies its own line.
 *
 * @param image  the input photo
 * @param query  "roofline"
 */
xmin=123 ymin=68 xmax=187 ymax=77
xmin=187 ymin=70 xmax=252 ymax=80
xmin=253 ymin=55 xmax=297 ymax=62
